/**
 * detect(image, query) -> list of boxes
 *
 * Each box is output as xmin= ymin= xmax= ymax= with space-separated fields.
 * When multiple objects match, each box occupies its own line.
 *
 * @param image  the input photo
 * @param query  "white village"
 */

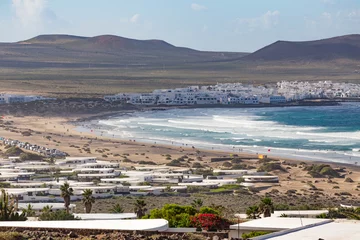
xmin=104 ymin=81 xmax=360 ymax=105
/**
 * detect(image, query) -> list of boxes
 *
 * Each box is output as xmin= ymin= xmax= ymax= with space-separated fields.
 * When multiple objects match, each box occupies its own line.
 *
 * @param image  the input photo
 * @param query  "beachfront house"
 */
xmin=56 ymin=157 xmax=97 ymax=168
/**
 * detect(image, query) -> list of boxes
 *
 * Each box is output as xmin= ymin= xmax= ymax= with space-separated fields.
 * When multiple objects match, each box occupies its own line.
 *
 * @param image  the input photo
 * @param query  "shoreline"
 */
xmin=75 ymin=99 xmax=345 ymax=122
xmin=2 ymin=113 xmax=360 ymax=201
xmin=73 ymin=102 xmax=360 ymax=167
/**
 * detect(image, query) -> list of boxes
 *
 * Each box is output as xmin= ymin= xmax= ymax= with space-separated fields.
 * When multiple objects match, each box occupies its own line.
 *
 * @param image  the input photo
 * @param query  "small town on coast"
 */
xmin=1 ymin=0 xmax=360 ymax=238
xmin=0 ymin=80 xmax=359 ymax=239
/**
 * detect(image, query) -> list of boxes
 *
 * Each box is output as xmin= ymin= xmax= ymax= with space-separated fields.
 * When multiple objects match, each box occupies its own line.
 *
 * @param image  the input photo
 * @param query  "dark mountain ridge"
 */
xmin=244 ymin=34 xmax=360 ymax=61
xmin=0 ymin=34 xmax=247 ymax=68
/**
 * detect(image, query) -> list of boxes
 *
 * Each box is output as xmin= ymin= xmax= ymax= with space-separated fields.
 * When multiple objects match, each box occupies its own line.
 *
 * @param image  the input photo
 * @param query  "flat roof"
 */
xmin=178 ymin=182 xmax=218 ymax=186
xmin=73 ymin=185 xmax=116 ymax=190
xmin=243 ymin=175 xmax=279 ymax=179
xmin=271 ymin=210 xmax=328 ymax=217
xmin=101 ymin=177 xmax=139 ymax=182
xmin=0 ymin=219 xmax=169 ymax=231
xmin=18 ymin=203 xmax=76 ymax=210
xmin=230 ymin=218 xmax=330 ymax=231
xmin=73 ymin=213 xmax=137 ymax=220
xmin=3 ymin=188 xmax=49 ymax=194
xmin=262 ymin=220 xmax=360 ymax=240
xmin=234 ymin=210 xmax=329 ymax=219
xmin=64 ymin=157 xmax=96 ymax=160
xmin=213 ymin=169 xmax=249 ymax=173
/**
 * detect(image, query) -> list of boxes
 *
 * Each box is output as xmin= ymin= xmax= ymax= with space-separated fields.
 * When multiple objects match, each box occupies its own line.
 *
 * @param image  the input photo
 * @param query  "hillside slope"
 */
xmin=0 ymin=34 xmax=248 ymax=68
xmin=244 ymin=34 xmax=360 ymax=61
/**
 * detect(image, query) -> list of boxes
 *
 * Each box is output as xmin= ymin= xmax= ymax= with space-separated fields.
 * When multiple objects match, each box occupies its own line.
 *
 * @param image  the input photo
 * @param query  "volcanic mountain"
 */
xmin=244 ymin=34 xmax=360 ymax=61
xmin=0 ymin=34 xmax=247 ymax=68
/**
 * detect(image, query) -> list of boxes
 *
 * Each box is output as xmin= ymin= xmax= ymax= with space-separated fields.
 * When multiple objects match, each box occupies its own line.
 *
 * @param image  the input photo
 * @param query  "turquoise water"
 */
xmin=85 ymin=102 xmax=360 ymax=164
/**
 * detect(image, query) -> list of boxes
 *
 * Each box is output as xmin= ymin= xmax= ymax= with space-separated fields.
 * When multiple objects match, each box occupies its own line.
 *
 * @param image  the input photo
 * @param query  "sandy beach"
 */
xmin=0 ymin=113 xmax=360 ymax=205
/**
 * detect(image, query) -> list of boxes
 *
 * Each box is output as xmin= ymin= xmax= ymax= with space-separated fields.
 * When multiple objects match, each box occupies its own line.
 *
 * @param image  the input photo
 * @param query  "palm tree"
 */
xmin=82 ymin=189 xmax=95 ymax=213
xmin=134 ymin=199 xmax=147 ymax=218
xmin=259 ymin=197 xmax=274 ymax=218
xmin=191 ymin=198 xmax=203 ymax=209
xmin=60 ymin=182 xmax=73 ymax=213
xmin=246 ymin=205 xmax=261 ymax=219
xmin=41 ymin=205 xmax=53 ymax=214
xmin=110 ymin=203 xmax=124 ymax=213
xmin=23 ymin=204 xmax=35 ymax=217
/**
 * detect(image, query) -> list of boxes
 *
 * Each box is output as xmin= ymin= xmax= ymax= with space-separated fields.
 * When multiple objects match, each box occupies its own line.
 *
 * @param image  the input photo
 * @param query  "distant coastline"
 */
xmin=75 ymin=101 xmax=360 ymax=166
xmin=76 ymin=98 xmax=348 ymax=123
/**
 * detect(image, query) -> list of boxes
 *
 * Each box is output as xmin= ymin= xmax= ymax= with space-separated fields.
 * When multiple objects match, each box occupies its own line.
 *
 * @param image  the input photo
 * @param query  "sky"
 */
xmin=0 ymin=0 xmax=360 ymax=52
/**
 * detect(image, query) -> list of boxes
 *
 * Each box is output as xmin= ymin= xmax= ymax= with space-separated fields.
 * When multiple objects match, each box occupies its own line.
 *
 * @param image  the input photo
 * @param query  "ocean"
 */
xmin=79 ymin=102 xmax=360 ymax=164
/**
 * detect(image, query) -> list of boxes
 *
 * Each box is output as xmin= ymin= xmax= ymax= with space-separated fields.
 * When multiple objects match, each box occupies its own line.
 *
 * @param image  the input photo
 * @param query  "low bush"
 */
xmin=242 ymin=231 xmax=271 ymax=239
xmin=39 ymin=210 xmax=80 ymax=221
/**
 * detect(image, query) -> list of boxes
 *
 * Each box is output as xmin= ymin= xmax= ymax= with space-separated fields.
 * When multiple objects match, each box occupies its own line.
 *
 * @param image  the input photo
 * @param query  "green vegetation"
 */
xmin=305 ymin=164 xmax=340 ymax=178
xmin=210 ymin=184 xmax=242 ymax=193
xmin=246 ymin=197 xmax=274 ymax=219
xmin=246 ymin=205 xmax=261 ymax=219
xmin=0 ymin=189 xmax=27 ymax=221
xmin=344 ymin=177 xmax=354 ymax=183
xmin=0 ymin=232 xmax=26 ymax=240
xmin=191 ymin=199 xmax=203 ymax=209
xmin=166 ymin=160 xmax=182 ymax=167
xmin=242 ymin=231 xmax=271 ymax=239
xmin=110 ymin=203 xmax=124 ymax=213
xmin=144 ymin=203 xmax=229 ymax=230
xmin=19 ymin=152 xmax=43 ymax=161
xmin=316 ymin=207 xmax=360 ymax=220
xmin=259 ymin=197 xmax=274 ymax=218
xmin=258 ymin=162 xmax=286 ymax=172
xmin=22 ymin=204 xmax=35 ymax=217
xmin=60 ymin=182 xmax=74 ymax=213
xmin=39 ymin=207 xmax=79 ymax=221
xmin=138 ymin=160 xmax=157 ymax=165
xmin=4 ymin=146 xmax=24 ymax=156
xmin=144 ymin=204 xmax=197 ymax=227
xmin=82 ymin=189 xmax=95 ymax=213
xmin=192 ymin=162 xmax=204 ymax=168
xmin=134 ymin=199 xmax=148 ymax=218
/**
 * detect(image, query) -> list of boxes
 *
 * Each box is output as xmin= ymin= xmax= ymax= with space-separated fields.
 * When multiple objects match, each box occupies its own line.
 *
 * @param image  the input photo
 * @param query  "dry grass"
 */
xmin=0 ymin=60 xmax=359 ymax=98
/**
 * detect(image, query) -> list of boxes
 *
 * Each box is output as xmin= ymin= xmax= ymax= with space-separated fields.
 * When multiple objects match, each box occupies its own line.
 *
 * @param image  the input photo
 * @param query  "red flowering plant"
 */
xmin=190 ymin=213 xmax=231 ymax=231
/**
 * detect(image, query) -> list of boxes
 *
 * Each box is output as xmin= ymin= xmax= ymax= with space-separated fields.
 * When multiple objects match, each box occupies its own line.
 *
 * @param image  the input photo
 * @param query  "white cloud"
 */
xmin=236 ymin=10 xmax=280 ymax=32
xmin=321 ymin=12 xmax=332 ymax=25
xmin=130 ymin=13 xmax=140 ymax=23
xmin=303 ymin=9 xmax=360 ymax=39
xmin=191 ymin=3 xmax=207 ymax=11
xmin=347 ymin=10 xmax=360 ymax=19
xmin=12 ymin=0 xmax=46 ymax=27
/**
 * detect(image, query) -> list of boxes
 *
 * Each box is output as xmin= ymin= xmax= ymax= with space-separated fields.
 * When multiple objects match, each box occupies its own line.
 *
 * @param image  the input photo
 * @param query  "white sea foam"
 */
xmin=90 ymin=106 xmax=360 ymax=164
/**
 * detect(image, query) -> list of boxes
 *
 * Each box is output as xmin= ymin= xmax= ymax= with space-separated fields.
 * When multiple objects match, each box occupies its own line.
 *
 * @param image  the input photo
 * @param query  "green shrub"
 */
xmin=144 ymin=204 xmax=197 ymax=227
xmin=19 ymin=152 xmax=43 ymax=161
xmin=166 ymin=160 xmax=182 ymax=167
xmin=242 ymin=231 xmax=271 ymax=239
xmin=345 ymin=177 xmax=354 ymax=183
xmin=138 ymin=161 xmax=156 ymax=165
xmin=39 ymin=210 xmax=80 ymax=221
xmin=192 ymin=162 xmax=203 ymax=168
xmin=0 ymin=232 xmax=26 ymax=240
xmin=258 ymin=162 xmax=287 ymax=172
xmin=5 ymin=146 xmax=24 ymax=156
xmin=199 ymin=207 xmax=220 ymax=215
xmin=305 ymin=164 xmax=340 ymax=178
xmin=222 ymin=162 xmax=233 ymax=168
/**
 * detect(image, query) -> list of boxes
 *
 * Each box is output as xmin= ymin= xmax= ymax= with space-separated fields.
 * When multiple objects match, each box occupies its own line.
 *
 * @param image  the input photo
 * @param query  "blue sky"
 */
xmin=0 ymin=0 xmax=360 ymax=52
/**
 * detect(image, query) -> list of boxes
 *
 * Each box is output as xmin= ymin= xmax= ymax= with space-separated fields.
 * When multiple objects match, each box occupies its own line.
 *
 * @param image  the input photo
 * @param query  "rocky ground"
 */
xmin=0 ymin=230 xmax=225 ymax=240
xmin=74 ymin=193 xmax=359 ymax=219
